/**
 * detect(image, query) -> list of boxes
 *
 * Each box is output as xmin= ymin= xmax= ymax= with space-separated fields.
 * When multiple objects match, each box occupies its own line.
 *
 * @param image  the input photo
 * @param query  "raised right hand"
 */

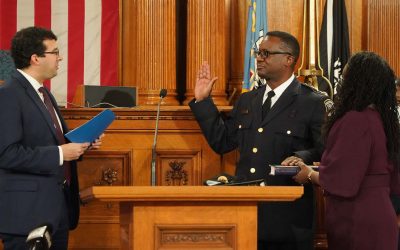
xmin=61 ymin=142 xmax=90 ymax=161
xmin=194 ymin=62 xmax=218 ymax=102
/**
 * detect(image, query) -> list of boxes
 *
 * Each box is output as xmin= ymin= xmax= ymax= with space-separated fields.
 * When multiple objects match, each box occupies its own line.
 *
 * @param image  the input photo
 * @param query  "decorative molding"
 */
xmin=63 ymin=115 xmax=197 ymax=121
xmin=165 ymin=161 xmax=188 ymax=186
xmin=100 ymin=168 xmax=118 ymax=186
xmin=78 ymin=150 xmax=132 ymax=187
xmin=162 ymin=233 xmax=225 ymax=243
xmin=155 ymin=224 xmax=236 ymax=249
xmin=156 ymin=150 xmax=202 ymax=186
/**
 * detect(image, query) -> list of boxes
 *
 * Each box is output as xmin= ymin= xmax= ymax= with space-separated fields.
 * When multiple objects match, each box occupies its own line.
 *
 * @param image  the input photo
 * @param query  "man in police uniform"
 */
xmin=189 ymin=31 xmax=330 ymax=250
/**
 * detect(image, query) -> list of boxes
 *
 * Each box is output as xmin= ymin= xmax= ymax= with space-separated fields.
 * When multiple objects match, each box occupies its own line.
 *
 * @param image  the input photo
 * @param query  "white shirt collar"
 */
xmin=17 ymin=69 xmax=44 ymax=96
xmin=263 ymin=74 xmax=295 ymax=107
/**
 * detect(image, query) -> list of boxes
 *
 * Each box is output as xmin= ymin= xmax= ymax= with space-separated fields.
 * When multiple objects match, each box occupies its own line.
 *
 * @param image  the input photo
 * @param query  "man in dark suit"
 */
xmin=0 ymin=26 xmax=101 ymax=250
xmin=189 ymin=31 xmax=330 ymax=250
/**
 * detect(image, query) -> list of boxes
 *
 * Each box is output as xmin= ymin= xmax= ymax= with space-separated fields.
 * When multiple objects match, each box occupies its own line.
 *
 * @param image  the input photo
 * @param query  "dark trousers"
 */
xmin=1 ymin=218 xmax=69 ymax=250
xmin=258 ymin=239 xmax=313 ymax=250
xmin=258 ymin=241 xmax=296 ymax=250
xmin=1 ymin=196 xmax=70 ymax=250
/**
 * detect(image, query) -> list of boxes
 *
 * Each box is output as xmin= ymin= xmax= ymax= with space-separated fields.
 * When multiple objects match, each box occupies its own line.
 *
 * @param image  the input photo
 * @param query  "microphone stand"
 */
xmin=151 ymin=89 xmax=167 ymax=186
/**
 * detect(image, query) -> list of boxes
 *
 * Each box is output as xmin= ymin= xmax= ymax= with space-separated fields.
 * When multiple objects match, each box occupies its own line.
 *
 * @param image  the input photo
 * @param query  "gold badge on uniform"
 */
xmin=324 ymin=99 xmax=334 ymax=115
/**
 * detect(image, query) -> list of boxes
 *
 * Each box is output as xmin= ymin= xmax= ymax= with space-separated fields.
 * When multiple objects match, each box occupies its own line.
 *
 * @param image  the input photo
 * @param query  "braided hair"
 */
xmin=323 ymin=51 xmax=399 ymax=165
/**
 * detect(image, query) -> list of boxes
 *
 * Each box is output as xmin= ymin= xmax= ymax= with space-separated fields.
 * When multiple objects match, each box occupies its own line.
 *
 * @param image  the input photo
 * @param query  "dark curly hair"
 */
xmin=11 ymin=26 xmax=57 ymax=69
xmin=323 ymin=51 xmax=399 ymax=165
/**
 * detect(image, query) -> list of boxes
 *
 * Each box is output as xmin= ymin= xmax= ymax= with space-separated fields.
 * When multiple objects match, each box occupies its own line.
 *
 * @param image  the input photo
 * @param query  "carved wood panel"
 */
xmin=60 ymin=107 xmax=235 ymax=249
xmin=156 ymin=149 xmax=201 ymax=186
xmin=121 ymin=202 xmax=255 ymax=249
xmin=155 ymin=224 xmax=236 ymax=249
xmin=68 ymin=150 xmax=132 ymax=250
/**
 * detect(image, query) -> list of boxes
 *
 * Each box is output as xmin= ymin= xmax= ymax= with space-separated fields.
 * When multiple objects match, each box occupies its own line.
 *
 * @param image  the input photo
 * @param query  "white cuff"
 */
xmin=58 ymin=146 xmax=64 ymax=166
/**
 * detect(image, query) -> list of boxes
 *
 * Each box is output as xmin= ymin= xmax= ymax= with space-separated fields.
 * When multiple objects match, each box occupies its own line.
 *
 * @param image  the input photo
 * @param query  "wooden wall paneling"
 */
xmin=118 ymin=0 xmax=374 ymax=104
xmin=61 ymin=107 xmax=232 ymax=187
xmin=128 ymin=202 xmax=256 ymax=249
xmin=106 ymin=132 xmax=222 ymax=186
xmin=156 ymin=150 xmax=201 ymax=185
xmin=185 ymin=0 xmax=231 ymax=105
xmin=222 ymin=150 xmax=238 ymax=176
xmin=348 ymin=0 xmax=363 ymax=53
xmin=367 ymin=0 xmax=400 ymax=76
xmin=68 ymin=150 xmax=132 ymax=250
xmin=61 ymin=107 xmax=229 ymax=249
xmin=154 ymin=133 xmax=227 ymax=185
xmin=229 ymin=0 xmax=247 ymax=101
xmin=121 ymin=0 xmax=137 ymax=90
xmin=267 ymin=0 xmax=305 ymax=51
xmin=61 ymin=107 xmax=235 ymax=249
xmin=121 ymin=0 xmax=178 ymax=105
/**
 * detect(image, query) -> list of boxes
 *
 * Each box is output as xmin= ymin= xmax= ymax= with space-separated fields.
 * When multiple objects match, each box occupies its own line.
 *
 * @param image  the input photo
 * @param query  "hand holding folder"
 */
xmin=65 ymin=109 xmax=115 ymax=143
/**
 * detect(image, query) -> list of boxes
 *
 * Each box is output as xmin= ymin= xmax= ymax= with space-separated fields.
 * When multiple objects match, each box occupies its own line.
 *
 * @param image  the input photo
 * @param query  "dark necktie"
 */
xmin=262 ymin=90 xmax=275 ymax=119
xmin=39 ymin=87 xmax=71 ymax=183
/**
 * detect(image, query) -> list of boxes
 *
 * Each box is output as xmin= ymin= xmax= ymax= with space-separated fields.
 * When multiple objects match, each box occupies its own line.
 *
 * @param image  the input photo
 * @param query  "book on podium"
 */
xmin=269 ymin=165 xmax=319 ymax=176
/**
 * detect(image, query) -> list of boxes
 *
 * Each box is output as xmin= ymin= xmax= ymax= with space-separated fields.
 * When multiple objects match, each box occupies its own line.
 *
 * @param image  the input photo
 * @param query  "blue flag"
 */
xmin=242 ymin=0 xmax=268 ymax=92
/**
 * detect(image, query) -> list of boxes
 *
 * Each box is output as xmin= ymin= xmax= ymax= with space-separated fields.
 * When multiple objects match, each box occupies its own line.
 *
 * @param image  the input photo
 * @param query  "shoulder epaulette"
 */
xmin=300 ymin=83 xmax=328 ymax=97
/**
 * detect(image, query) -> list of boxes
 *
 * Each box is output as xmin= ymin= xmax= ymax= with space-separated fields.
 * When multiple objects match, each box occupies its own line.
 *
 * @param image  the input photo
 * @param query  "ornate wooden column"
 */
xmin=121 ymin=0 xmax=178 ymax=105
xmin=185 ymin=0 xmax=231 ymax=105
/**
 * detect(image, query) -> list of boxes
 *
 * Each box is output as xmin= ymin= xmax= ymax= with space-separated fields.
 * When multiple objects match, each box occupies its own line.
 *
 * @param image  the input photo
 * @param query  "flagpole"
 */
xmin=297 ymin=0 xmax=333 ymax=98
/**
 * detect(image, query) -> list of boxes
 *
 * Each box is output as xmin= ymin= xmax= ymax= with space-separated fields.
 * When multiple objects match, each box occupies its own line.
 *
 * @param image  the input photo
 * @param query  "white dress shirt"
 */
xmin=17 ymin=69 xmax=64 ymax=165
xmin=263 ymin=74 xmax=295 ymax=107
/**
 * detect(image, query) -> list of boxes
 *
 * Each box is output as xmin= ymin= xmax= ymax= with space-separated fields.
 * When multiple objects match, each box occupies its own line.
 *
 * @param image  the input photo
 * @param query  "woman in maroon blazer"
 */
xmin=292 ymin=51 xmax=400 ymax=250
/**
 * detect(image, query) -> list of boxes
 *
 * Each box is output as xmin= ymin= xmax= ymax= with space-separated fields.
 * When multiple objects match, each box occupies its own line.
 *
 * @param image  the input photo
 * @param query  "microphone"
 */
xmin=26 ymin=224 xmax=52 ymax=250
xmin=151 ymin=89 xmax=167 ymax=186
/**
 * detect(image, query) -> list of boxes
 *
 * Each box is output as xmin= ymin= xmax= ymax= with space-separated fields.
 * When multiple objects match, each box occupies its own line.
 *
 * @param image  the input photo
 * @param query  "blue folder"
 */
xmin=65 ymin=109 xmax=115 ymax=143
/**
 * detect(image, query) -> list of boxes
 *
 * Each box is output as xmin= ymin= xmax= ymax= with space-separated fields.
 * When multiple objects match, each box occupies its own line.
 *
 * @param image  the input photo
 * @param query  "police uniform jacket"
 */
xmin=189 ymin=78 xmax=328 ymax=244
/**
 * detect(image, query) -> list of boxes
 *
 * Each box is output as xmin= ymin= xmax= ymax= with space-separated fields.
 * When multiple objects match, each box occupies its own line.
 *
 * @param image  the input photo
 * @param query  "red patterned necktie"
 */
xmin=38 ymin=87 xmax=71 ymax=184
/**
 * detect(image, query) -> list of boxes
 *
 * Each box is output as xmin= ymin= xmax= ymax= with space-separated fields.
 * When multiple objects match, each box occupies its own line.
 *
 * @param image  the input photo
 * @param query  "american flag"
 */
xmin=0 ymin=0 xmax=119 ymax=106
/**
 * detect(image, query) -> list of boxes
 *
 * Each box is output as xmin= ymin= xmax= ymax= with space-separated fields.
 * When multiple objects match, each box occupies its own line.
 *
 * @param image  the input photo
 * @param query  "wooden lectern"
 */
xmin=80 ymin=186 xmax=303 ymax=250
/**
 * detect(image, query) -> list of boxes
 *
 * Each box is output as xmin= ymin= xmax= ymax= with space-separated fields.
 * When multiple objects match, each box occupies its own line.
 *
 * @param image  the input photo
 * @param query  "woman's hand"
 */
xmin=293 ymin=161 xmax=313 ymax=185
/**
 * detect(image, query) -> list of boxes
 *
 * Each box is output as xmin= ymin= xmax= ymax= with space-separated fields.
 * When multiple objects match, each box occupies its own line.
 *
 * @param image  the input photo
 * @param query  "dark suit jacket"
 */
xmin=189 ymin=79 xmax=328 ymax=245
xmin=0 ymin=71 xmax=80 ymax=236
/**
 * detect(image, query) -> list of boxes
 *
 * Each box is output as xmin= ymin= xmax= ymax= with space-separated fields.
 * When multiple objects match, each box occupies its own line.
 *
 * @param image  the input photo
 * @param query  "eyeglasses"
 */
xmin=43 ymin=50 xmax=60 ymax=57
xmin=254 ymin=49 xmax=292 ymax=59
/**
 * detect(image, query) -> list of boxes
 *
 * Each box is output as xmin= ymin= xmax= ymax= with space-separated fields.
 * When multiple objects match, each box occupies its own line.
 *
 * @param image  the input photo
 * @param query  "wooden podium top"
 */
xmin=80 ymin=186 xmax=303 ymax=203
